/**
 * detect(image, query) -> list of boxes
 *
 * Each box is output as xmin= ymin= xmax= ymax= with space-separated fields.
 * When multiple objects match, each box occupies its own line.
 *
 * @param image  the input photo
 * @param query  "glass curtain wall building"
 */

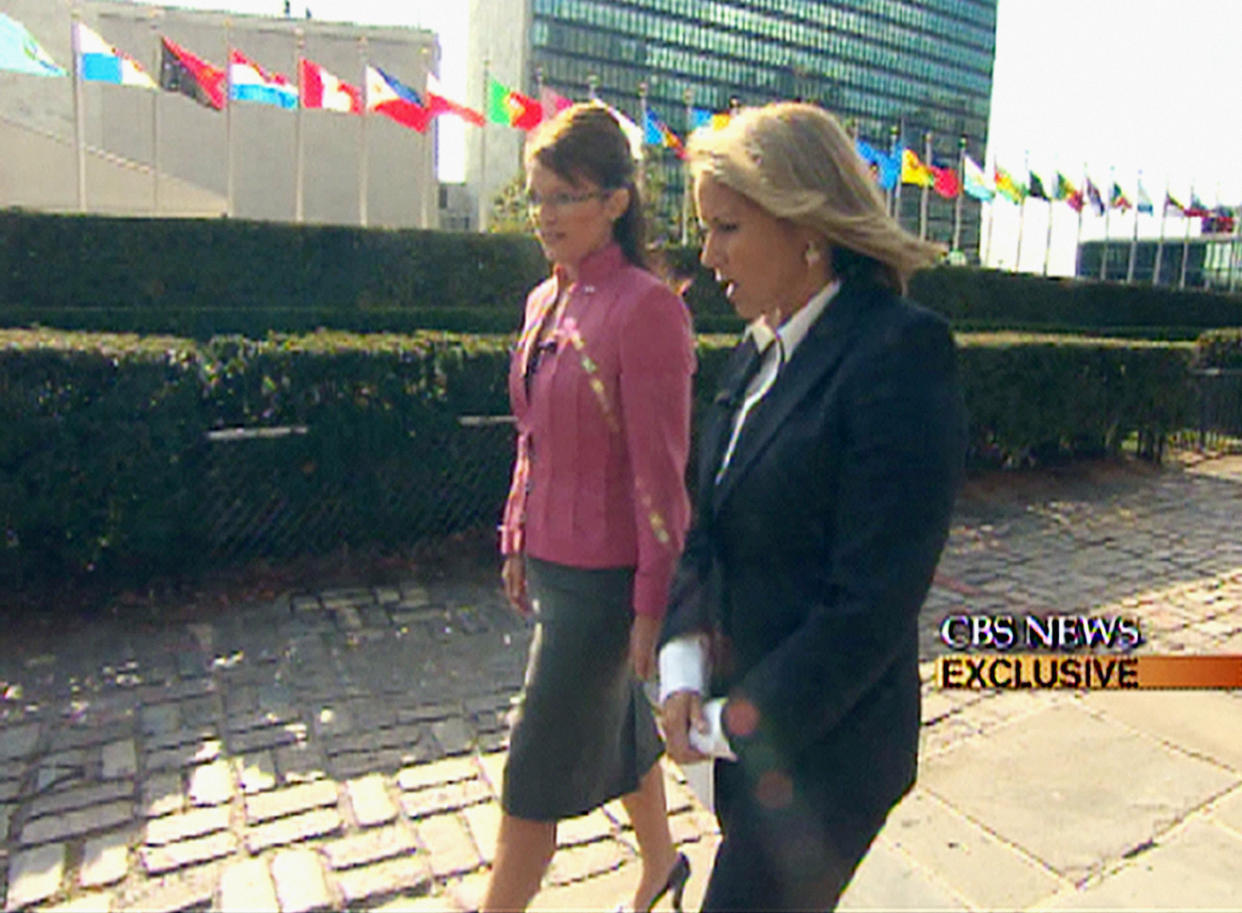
xmin=469 ymin=0 xmax=997 ymax=258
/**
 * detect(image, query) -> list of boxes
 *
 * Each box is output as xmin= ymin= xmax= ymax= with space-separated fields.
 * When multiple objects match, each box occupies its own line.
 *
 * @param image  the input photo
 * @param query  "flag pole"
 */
xmin=294 ymin=28 xmax=305 ymax=223
xmin=1100 ymin=166 xmax=1113 ymax=280
xmin=887 ymin=124 xmax=899 ymax=220
xmin=1229 ymin=204 xmax=1241 ymax=293
xmin=69 ymin=7 xmax=87 ymax=212
xmin=1042 ymin=181 xmax=1053 ymax=277
xmin=150 ymin=11 xmax=160 ymax=214
xmin=359 ymin=36 xmax=368 ymax=227
xmin=983 ymin=158 xmax=996 ymax=267
xmin=892 ymin=122 xmax=903 ymax=225
xmin=1126 ymin=170 xmax=1140 ymax=283
xmin=1075 ymin=163 xmax=1086 ymax=277
xmin=952 ymin=135 xmax=964 ymax=254
xmin=680 ymin=86 xmax=692 ymax=246
xmin=918 ymin=131 xmax=931 ymax=241
xmin=478 ymin=57 xmax=489 ymax=232
xmin=224 ymin=21 xmax=235 ymax=217
xmin=1179 ymin=184 xmax=1192 ymax=289
xmin=1153 ymin=186 xmax=1167 ymax=286
xmin=1015 ymin=152 xmax=1028 ymax=272
xmin=637 ymin=80 xmax=648 ymax=200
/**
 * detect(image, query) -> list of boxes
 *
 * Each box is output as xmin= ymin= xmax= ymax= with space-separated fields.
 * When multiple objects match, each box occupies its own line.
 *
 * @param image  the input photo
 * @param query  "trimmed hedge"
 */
xmin=0 ymin=327 xmax=1195 ymax=592
xmin=4 ymin=210 xmax=1242 ymax=341
xmin=1194 ymin=327 xmax=1242 ymax=369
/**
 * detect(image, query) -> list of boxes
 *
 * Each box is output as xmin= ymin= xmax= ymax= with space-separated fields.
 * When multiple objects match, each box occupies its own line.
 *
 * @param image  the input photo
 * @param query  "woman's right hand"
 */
xmin=661 ymin=690 xmax=709 ymax=765
xmin=501 ymin=553 xmax=531 ymax=616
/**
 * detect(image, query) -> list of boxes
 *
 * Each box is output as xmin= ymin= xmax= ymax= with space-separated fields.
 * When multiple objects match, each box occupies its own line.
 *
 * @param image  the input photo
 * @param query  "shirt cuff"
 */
xmin=657 ymin=634 xmax=709 ymax=704
xmin=688 ymin=697 xmax=737 ymax=761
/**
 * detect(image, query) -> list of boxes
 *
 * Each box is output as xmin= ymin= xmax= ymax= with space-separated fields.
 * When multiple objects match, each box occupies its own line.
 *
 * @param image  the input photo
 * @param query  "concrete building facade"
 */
xmin=0 ymin=0 xmax=439 ymax=228
xmin=467 ymin=0 xmax=997 ymax=257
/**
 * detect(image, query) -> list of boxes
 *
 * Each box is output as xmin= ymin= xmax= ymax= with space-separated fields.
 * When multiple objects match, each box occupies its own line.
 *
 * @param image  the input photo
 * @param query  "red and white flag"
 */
xmin=425 ymin=73 xmax=484 ymax=126
xmin=299 ymin=58 xmax=361 ymax=113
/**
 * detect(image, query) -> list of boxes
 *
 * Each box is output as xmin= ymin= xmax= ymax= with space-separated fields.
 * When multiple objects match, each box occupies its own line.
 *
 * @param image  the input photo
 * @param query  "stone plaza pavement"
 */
xmin=2 ymin=454 xmax=1241 ymax=912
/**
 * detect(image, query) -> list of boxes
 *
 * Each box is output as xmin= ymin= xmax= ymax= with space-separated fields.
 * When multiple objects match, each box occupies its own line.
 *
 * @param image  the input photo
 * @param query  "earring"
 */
xmin=804 ymin=244 xmax=822 ymax=267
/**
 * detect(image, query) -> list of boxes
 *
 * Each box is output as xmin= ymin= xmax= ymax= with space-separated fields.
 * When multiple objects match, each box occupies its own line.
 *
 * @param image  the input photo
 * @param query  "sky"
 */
xmin=123 ymin=0 xmax=1242 ymax=273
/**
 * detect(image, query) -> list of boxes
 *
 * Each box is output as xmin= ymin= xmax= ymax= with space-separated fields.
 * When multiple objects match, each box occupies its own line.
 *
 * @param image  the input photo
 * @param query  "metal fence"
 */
xmin=199 ymin=417 xmax=516 ymax=565
xmin=1188 ymin=368 xmax=1242 ymax=452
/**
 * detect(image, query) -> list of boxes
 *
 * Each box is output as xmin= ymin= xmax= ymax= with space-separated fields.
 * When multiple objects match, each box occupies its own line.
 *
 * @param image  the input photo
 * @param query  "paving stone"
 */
xmin=334 ymin=854 xmax=432 ymax=906
xmin=414 ymin=813 xmax=482 ymax=877
xmin=144 ymin=805 xmax=231 ymax=846
xmin=4 ymin=843 xmax=65 ymax=910
xmin=324 ymin=723 xmax=425 ymax=756
xmin=40 ymin=892 xmax=117 ymax=913
xmin=837 ymin=836 xmax=970 ymax=912
xmin=1079 ymin=689 xmax=1242 ymax=771
xmin=921 ymin=702 xmax=1239 ymax=882
xmin=669 ymin=809 xmax=716 ymax=845
xmin=321 ymin=824 xmax=420 ymax=870
xmin=399 ymin=779 xmax=492 ymax=819
xmin=396 ymin=757 xmax=481 ymax=792
xmin=187 ymin=760 xmax=233 ymax=806
xmin=0 ymin=780 xmax=19 ymax=803
xmin=460 ymin=802 xmax=501 ymax=866
xmin=49 ymin=722 xmax=132 ymax=753
xmin=556 ymin=809 xmax=615 ymax=847
xmin=244 ymin=780 xmax=339 ymax=825
xmin=141 ymin=772 xmax=185 ymax=818
xmin=219 ymin=857 xmax=279 ymax=913
xmin=244 ymin=807 xmax=343 ymax=853
xmin=145 ymin=725 xmax=218 ymax=752
xmin=114 ymin=861 xmax=219 ymax=913
xmin=396 ymin=703 xmax=459 ymax=725
xmin=270 ymin=848 xmax=334 ymax=913
xmin=227 ymin=725 xmax=303 ymax=754
xmin=100 ymin=740 xmax=138 ymax=780
xmin=27 ymin=780 xmax=134 ymax=818
xmin=235 ymin=751 xmax=277 ymax=794
xmin=1032 ymin=818 xmax=1242 ymax=910
xmin=34 ymin=750 xmax=86 ymax=792
xmin=330 ymin=747 xmax=432 ymax=780
xmin=544 ymin=837 xmax=630 ymax=886
xmin=139 ymin=830 xmax=237 ymax=874
xmin=0 ymin=725 xmax=41 ymax=762
xmin=80 ymin=830 xmax=131 ymax=888
xmin=878 ymin=787 xmax=1065 ymax=910
xmin=275 ymin=743 xmax=329 ymax=784
xmin=347 ymin=774 xmax=398 ymax=827
xmin=145 ymin=739 xmax=221 ymax=773
xmin=429 ymin=718 xmax=474 ymax=756
xmin=141 ymin=705 xmax=180 ymax=737
xmin=1 ymin=802 xmax=12 ymax=842
xmin=21 ymin=801 xmax=133 ymax=845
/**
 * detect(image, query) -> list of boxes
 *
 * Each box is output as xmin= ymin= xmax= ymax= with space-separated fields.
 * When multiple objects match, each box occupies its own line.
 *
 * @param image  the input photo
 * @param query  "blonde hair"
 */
xmin=687 ymin=102 xmax=944 ymax=293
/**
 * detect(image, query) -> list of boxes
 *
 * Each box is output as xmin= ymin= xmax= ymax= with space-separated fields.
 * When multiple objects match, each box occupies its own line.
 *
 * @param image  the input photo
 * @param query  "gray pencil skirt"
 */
xmin=501 ymin=556 xmax=664 ymax=821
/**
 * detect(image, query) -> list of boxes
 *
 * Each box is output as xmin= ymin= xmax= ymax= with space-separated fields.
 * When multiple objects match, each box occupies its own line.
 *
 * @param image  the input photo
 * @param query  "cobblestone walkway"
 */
xmin=2 ymin=455 xmax=1241 ymax=911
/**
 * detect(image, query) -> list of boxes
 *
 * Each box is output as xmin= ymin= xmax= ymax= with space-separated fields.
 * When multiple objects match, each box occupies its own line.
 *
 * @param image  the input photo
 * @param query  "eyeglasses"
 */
xmin=525 ymin=189 xmax=610 ymax=213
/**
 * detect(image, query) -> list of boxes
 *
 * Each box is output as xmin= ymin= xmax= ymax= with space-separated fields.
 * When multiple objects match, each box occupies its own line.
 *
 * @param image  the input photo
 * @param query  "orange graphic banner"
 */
xmin=937 ymin=654 xmax=1242 ymax=690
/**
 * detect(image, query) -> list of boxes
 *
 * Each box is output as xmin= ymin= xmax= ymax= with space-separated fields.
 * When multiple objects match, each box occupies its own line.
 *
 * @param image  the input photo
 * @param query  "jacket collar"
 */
xmin=709 ymin=279 xmax=889 ymax=513
xmin=552 ymin=241 xmax=627 ymax=289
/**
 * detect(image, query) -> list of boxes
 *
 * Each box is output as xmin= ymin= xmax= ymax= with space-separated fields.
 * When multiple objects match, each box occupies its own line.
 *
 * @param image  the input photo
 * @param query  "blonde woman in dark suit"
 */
xmin=658 ymin=102 xmax=968 ymax=911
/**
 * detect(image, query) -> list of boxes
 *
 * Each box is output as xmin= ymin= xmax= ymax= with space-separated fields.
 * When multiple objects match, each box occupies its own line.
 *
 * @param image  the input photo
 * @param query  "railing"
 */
xmin=200 ymin=416 xmax=516 ymax=564
xmin=1189 ymin=368 xmax=1242 ymax=452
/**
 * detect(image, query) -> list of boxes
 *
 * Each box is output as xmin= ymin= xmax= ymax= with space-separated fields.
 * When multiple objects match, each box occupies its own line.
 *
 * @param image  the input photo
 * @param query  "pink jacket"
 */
xmin=500 ymin=243 xmax=695 ymax=619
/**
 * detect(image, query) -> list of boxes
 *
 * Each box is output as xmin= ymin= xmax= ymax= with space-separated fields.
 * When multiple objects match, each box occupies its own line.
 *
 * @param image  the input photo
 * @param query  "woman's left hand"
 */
xmin=629 ymin=615 xmax=660 ymax=680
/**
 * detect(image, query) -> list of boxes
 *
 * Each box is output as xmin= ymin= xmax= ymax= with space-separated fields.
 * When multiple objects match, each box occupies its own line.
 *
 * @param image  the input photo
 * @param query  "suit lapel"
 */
xmin=711 ymin=282 xmax=883 ymax=514
xmin=696 ymin=337 xmax=759 ymax=518
xmin=513 ymin=283 xmax=560 ymax=416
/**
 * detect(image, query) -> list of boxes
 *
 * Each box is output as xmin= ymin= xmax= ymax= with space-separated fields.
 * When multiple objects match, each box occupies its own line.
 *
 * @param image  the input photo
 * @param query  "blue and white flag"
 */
xmin=0 ymin=13 xmax=66 ymax=77
xmin=75 ymin=21 xmax=156 ymax=88
xmin=228 ymin=49 xmax=296 ymax=109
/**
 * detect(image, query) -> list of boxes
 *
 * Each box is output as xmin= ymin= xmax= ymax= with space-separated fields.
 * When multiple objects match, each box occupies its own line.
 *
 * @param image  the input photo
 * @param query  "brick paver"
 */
xmin=3 ymin=456 xmax=1242 ymax=912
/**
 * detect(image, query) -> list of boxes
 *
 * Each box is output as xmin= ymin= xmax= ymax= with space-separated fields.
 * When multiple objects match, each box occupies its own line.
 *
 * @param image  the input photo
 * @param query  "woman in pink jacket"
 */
xmin=481 ymin=104 xmax=697 ymax=912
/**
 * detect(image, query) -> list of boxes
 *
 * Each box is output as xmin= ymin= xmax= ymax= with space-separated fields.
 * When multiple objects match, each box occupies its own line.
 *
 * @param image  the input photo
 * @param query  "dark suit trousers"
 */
xmin=701 ymin=760 xmax=887 ymax=912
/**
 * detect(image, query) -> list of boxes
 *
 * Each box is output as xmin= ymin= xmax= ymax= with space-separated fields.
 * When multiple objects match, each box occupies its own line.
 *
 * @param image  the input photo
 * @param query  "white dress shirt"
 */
xmin=658 ymin=280 xmax=841 ymax=759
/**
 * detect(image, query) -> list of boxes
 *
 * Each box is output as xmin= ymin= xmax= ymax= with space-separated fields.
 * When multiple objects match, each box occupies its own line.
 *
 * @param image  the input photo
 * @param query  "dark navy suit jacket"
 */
xmin=662 ymin=276 xmax=968 ymax=850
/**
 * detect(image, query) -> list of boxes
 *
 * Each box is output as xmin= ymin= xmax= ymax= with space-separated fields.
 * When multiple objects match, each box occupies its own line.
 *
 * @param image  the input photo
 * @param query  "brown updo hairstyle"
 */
xmin=524 ymin=103 xmax=649 ymax=271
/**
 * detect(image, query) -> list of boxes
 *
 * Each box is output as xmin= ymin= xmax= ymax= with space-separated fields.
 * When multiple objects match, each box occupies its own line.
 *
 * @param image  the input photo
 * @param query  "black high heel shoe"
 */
xmin=643 ymin=851 xmax=691 ymax=912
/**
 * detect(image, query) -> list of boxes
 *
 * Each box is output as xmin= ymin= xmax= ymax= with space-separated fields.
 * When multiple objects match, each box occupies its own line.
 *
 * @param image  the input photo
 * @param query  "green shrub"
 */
xmin=1193 ymin=327 xmax=1242 ymax=369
